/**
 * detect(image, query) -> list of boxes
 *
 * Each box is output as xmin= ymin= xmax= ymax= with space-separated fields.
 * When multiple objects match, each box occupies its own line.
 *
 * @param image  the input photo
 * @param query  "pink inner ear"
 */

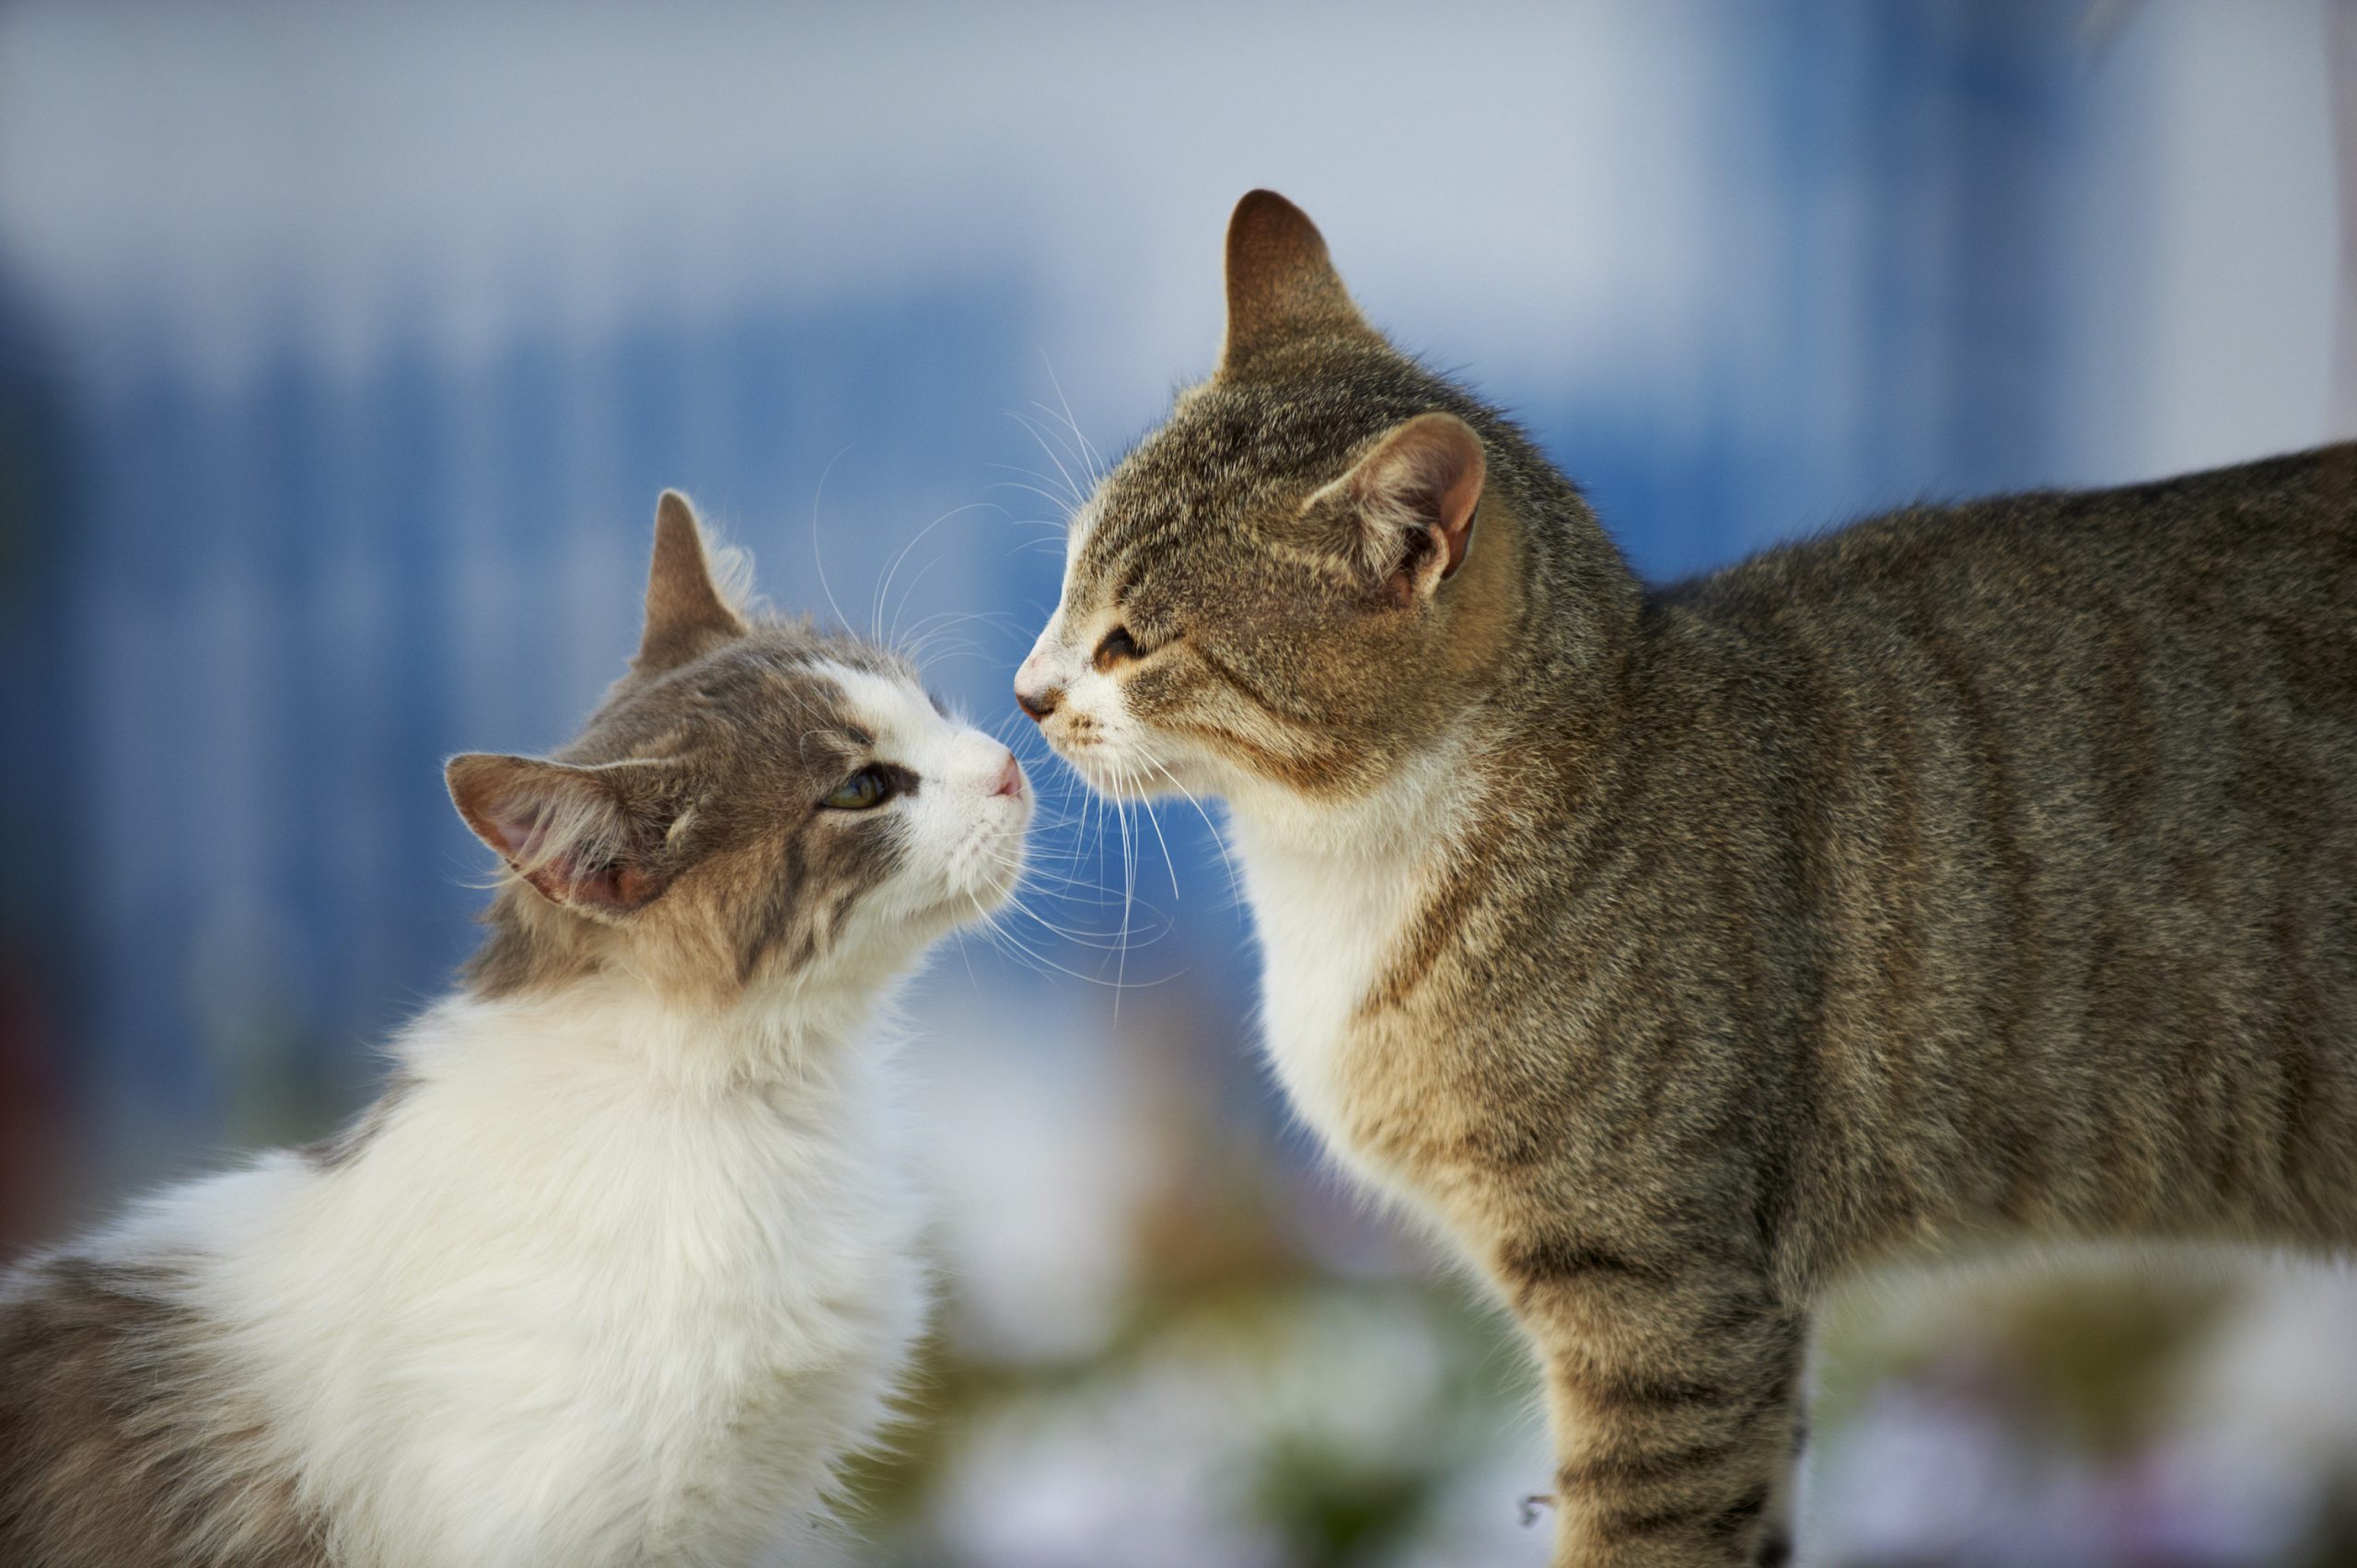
xmin=1436 ymin=462 xmax=1481 ymax=578
xmin=494 ymin=805 xmax=658 ymax=912
xmin=1357 ymin=418 xmax=1484 ymax=594
xmin=450 ymin=758 xmax=668 ymax=914
xmin=1404 ymin=425 xmax=1484 ymax=578
xmin=487 ymin=808 xmax=552 ymax=868
xmin=535 ymin=859 xmax=623 ymax=909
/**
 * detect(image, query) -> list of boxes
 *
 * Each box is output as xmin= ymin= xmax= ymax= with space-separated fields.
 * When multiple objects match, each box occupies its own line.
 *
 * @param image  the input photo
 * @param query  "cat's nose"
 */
xmin=1014 ymin=654 xmax=1062 ymax=721
xmin=991 ymin=752 xmax=1024 ymax=797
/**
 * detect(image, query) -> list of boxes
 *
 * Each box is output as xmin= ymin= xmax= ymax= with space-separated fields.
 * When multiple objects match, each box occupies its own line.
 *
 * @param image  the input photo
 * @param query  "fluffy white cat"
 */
xmin=0 ymin=491 xmax=1030 ymax=1567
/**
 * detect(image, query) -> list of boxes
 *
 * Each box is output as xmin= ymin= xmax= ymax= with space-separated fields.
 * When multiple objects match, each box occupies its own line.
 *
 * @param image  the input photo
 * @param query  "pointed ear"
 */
xmin=446 ymin=753 xmax=673 ymax=914
xmin=637 ymin=490 xmax=746 ymax=673
xmin=1317 ymin=412 xmax=1486 ymax=608
xmin=1219 ymin=190 xmax=1379 ymax=373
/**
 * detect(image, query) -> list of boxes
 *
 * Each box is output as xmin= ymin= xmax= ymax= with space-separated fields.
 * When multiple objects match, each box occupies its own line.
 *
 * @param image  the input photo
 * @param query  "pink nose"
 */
xmin=991 ymin=753 xmax=1025 ymax=798
xmin=1015 ymin=651 xmax=1062 ymax=721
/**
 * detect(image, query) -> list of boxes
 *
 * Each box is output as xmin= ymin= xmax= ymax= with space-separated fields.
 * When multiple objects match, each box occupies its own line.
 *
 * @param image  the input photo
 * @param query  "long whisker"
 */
xmin=1022 ymin=401 xmax=1099 ymax=497
xmin=808 ymin=446 xmax=856 ymax=633
xmin=885 ymin=551 xmax=962 ymax=651
xmin=1133 ymin=772 xmax=1183 ymax=902
xmin=1007 ymin=410 xmax=1086 ymax=511
xmin=1111 ymin=759 xmax=1140 ymax=1010
xmin=1143 ymin=756 xmax=1240 ymax=902
xmin=873 ymin=500 xmax=1000 ymax=645
xmin=982 ymin=471 xmax=1089 ymax=515
xmin=1036 ymin=351 xmax=1108 ymax=489
xmin=970 ymin=892 xmax=1174 ymax=989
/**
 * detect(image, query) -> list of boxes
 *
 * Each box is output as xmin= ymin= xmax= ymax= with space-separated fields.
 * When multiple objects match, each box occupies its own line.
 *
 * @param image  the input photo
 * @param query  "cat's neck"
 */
xmin=411 ymin=964 xmax=896 ymax=1101
xmin=1220 ymin=727 xmax=1486 ymax=950
xmin=1223 ymin=717 xmax=1494 ymax=863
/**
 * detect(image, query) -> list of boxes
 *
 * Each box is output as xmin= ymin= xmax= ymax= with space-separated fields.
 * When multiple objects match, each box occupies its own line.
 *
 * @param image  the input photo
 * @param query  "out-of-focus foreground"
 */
xmin=3 ymin=4 xmax=2354 ymax=1563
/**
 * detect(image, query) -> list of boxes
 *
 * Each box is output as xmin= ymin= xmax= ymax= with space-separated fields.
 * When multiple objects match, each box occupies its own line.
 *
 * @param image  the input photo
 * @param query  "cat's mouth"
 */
xmin=1048 ymin=739 xmax=1178 ymax=803
xmin=942 ymin=796 xmax=1030 ymax=914
xmin=1043 ymin=737 xmax=1120 ymax=793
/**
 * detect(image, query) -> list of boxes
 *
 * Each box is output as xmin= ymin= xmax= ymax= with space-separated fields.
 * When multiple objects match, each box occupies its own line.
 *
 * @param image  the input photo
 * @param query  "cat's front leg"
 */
xmin=1502 ymin=1243 xmax=1806 ymax=1568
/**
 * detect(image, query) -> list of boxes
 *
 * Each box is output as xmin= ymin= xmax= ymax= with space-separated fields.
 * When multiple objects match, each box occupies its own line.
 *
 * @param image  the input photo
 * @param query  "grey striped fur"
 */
xmin=1033 ymin=191 xmax=2357 ymax=1567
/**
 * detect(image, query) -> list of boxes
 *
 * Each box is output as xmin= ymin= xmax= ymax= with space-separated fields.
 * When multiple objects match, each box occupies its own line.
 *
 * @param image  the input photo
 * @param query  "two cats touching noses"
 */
xmin=6 ymin=188 xmax=2355 ymax=1568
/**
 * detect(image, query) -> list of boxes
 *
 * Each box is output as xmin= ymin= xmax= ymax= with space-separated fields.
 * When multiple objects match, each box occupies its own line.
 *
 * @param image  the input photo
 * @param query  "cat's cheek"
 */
xmin=887 ymin=786 xmax=1019 ymax=919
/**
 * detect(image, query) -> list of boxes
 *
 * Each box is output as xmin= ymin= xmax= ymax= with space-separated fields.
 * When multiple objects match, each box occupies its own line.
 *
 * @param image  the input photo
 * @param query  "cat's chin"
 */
xmin=960 ymin=864 xmax=1023 ymax=918
xmin=908 ymin=865 xmax=1021 ymax=931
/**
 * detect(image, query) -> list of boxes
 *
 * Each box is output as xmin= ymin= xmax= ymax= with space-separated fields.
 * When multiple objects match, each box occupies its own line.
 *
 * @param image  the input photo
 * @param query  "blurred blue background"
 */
xmin=3 ymin=3 xmax=2355 ymax=1563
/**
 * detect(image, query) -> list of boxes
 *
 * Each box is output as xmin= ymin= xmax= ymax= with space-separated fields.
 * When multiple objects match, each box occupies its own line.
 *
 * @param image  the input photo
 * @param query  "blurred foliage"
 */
xmin=1815 ymin=1252 xmax=2238 ymax=1461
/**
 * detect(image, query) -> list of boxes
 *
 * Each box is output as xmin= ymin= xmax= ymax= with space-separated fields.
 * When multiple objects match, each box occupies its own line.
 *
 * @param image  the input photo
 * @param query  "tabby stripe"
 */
xmin=740 ymin=835 xmax=813 ymax=981
xmin=1557 ymin=1434 xmax=1740 ymax=1491
xmin=1364 ymin=838 xmax=1507 ymax=1016
xmin=1497 ymin=1236 xmax=1671 ymax=1287
xmin=1582 ymin=1369 xmax=1741 ymax=1412
xmin=1191 ymin=640 xmax=1311 ymax=723
xmin=1110 ymin=556 xmax=1145 ymax=610
xmin=1911 ymin=579 xmax=2049 ymax=1217
xmin=1581 ymin=1333 xmax=1797 ymax=1421
xmin=1594 ymin=1481 xmax=1771 ymax=1545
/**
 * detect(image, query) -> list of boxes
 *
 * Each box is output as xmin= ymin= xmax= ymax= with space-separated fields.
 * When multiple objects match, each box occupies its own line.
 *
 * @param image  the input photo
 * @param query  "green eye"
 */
xmin=822 ymin=766 xmax=893 ymax=810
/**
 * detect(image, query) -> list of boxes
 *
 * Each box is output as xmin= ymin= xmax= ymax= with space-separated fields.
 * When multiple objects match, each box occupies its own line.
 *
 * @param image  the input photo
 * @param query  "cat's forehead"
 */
xmin=1072 ymin=383 xmax=1377 ymax=609
xmin=581 ymin=626 xmax=924 ymax=764
xmin=814 ymin=658 xmax=946 ymax=747
xmin=1072 ymin=402 xmax=1266 ymax=593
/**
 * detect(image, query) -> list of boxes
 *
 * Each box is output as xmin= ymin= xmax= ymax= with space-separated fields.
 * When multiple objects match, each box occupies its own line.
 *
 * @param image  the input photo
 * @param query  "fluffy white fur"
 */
xmin=101 ymin=986 xmax=921 ymax=1567
xmin=67 ymin=663 xmax=1027 ymax=1567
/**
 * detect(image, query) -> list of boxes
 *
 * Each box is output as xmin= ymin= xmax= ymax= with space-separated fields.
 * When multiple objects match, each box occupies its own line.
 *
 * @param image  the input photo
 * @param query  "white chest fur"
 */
xmin=111 ymin=988 xmax=925 ymax=1568
xmin=1230 ymin=819 xmax=1426 ymax=1207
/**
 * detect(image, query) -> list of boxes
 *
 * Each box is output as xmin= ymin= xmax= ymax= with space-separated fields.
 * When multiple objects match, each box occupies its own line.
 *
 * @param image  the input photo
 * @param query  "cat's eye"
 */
xmin=821 ymin=765 xmax=896 ymax=811
xmin=1093 ymin=626 xmax=1142 ymax=672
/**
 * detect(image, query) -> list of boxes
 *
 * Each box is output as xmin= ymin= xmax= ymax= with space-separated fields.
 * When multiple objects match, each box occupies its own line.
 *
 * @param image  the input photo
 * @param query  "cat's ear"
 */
xmin=1318 ymin=412 xmax=1486 ymax=608
xmin=1219 ymin=190 xmax=1379 ymax=372
xmin=637 ymin=490 xmax=746 ymax=673
xmin=447 ymin=753 xmax=674 ymax=915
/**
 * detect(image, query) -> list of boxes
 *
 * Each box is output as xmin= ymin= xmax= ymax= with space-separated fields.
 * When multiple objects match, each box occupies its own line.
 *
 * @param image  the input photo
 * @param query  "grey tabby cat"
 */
xmin=1014 ymin=190 xmax=2357 ymax=1567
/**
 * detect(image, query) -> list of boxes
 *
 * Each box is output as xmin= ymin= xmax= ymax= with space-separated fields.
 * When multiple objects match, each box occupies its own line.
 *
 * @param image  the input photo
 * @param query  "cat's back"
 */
xmin=1639 ymin=442 xmax=2357 ymax=807
xmin=1620 ymin=443 xmax=2357 ymax=1249
xmin=1643 ymin=441 xmax=2357 ymax=877
xmin=1673 ymin=442 xmax=2357 ymax=665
